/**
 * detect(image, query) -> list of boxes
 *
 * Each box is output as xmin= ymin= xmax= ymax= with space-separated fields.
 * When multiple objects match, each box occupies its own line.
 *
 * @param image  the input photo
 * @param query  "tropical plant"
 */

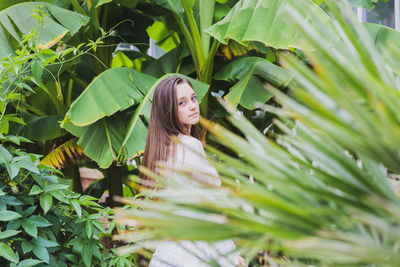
xmin=0 ymin=6 xmax=135 ymax=266
xmin=113 ymin=0 xmax=400 ymax=266
xmin=0 ymin=142 xmax=134 ymax=267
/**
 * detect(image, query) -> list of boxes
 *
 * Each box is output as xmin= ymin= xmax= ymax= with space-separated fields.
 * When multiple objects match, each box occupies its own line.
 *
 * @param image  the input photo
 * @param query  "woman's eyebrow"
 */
xmin=177 ymin=96 xmax=186 ymax=101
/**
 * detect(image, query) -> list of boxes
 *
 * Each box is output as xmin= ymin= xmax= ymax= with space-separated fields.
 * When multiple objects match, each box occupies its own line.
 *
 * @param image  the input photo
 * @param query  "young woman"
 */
xmin=140 ymin=76 xmax=240 ymax=267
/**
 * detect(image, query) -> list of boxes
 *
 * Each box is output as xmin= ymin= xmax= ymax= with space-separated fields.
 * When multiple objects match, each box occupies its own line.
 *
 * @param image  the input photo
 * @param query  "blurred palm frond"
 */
xmin=41 ymin=138 xmax=84 ymax=169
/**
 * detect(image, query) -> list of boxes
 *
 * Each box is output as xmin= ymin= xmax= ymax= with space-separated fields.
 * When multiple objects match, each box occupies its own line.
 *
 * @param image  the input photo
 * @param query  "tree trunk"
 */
xmin=105 ymin=165 xmax=124 ymax=207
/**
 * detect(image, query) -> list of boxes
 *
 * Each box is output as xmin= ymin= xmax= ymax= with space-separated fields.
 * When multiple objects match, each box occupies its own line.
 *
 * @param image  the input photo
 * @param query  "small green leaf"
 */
xmin=29 ymin=216 xmax=52 ymax=227
xmin=32 ymin=245 xmax=49 ymax=263
xmin=21 ymin=241 xmax=34 ymax=254
xmin=81 ymin=244 xmax=92 ymax=267
xmin=70 ymin=200 xmax=82 ymax=218
xmin=86 ymin=220 xmax=93 ymax=238
xmin=17 ymin=159 xmax=40 ymax=173
xmin=34 ymin=237 xmax=58 ymax=248
xmin=6 ymin=116 xmax=26 ymax=125
xmin=49 ymin=190 xmax=68 ymax=203
xmin=21 ymin=206 xmax=37 ymax=217
xmin=22 ymin=219 xmax=38 ymax=238
xmin=0 ymin=230 xmax=20 ymax=240
xmin=0 ymin=210 xmax=22 ymax=221
xmin=31 ymin=59 xmax=43 ymax=81
xmin=5 ymin=162 xmax=20 ymax=179
xmin=0 ymin=242 xmax=18 ymax=262
xmin=0 ymin=146 xmax=12 ymax=162
xmin=44 ymin=184 xmax=69 ymax=192
xmin=39 ymin=193 xmax=52 ymax=214
xmin=6 ymin=136 xmax=21 ymax=145
xmin=29 ymin=185 xmax=43 ymax=195
xmin=91 ymin=220 xmax=105 ymax=232
xmin=39 ymin=49 xmax=57 ymax=61
xmin=17 ymin=259 xmax=43 ymax=267
xmin=0 ymin=118 xmax=9 ymax=134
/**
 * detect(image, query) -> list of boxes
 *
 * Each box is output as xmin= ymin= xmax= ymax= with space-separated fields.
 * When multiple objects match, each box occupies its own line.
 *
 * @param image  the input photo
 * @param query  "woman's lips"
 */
xmin=189 ymin=112 xmax=198 ymax=117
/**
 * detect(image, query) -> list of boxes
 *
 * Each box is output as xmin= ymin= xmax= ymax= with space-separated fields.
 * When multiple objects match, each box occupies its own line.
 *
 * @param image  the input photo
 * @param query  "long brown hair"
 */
xmin=140 ymin=76 xmax=199 ymax=182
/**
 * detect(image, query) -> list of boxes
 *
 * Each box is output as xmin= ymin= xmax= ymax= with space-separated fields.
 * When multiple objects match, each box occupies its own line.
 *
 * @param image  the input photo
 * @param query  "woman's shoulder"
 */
xmin=178 ymin=134 xmax=203 ymax=150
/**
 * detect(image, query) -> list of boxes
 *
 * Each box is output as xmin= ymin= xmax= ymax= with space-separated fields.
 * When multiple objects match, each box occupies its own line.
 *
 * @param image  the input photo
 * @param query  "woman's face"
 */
xmin=176 ymin=82 xmax=199 ymax=132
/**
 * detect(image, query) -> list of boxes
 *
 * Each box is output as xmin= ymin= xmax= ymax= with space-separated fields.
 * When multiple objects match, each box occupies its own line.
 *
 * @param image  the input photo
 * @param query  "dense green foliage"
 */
xmin=0 ymin=145 xmax=112 ymax=266
xmin=0 ymin=7 xmax=133 ymax=266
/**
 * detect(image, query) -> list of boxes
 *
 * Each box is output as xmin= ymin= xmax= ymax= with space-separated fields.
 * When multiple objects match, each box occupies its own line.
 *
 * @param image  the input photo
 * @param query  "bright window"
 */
xmin=356 ymin=0 xmax=399 ymax=30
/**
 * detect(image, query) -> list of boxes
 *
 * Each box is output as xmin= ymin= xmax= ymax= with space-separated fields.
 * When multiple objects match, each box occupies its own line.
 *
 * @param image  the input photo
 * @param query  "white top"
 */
xmin=164 ymin=134 xmax=221 ymax=187
xmin=149 ymin=135 xmax=238 ymax=267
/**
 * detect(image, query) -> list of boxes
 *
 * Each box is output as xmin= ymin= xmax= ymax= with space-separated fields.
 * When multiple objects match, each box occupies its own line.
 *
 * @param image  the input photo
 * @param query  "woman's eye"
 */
xmin=191 ymin=96 xmax=197 ymax=101
xmin=178 ymin=101 xmax=185 ymax=106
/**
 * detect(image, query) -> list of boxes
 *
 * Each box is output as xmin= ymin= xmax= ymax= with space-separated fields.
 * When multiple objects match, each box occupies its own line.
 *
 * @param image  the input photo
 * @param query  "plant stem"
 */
xmin=181 ymin=0 xmax=205 ymax=77
xmin=199 ymin=0 xmax=215 ymax=57
xmin=200 ymin=39 xmax=220 ymax=118
xmin=204 ymin=39 xmax=220 ymax=84
xmin=173 ymin=13 xmax=199 ymax=75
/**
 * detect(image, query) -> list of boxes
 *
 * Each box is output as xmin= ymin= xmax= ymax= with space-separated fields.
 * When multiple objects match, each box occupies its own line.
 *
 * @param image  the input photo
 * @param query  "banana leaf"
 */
xmin=20 ymin=114 xmax=65 ymax=141
xmin=205 ymin=0 xmax=333 ymax=50
xmin=0 ymin=2 xmax=89 ymax=59
xmin=214 ymin=57 xmax=293 ymax=109
xmin=64 ymin=68 xmax=157 ymax=127
xmin=62 ymin=114 xmax=127 ymax=168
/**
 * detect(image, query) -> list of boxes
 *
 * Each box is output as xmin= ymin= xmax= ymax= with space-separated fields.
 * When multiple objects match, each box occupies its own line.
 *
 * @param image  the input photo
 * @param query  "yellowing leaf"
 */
xmin=37 ymin=30 xmax=68 ymax=50
xmin=41 ymin=139 xmax=84 ymax=169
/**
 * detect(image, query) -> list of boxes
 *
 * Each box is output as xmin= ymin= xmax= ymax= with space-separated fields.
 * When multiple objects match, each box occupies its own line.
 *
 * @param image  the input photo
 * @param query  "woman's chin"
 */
xmin=192 ymin=116 xmax=200 ymax=125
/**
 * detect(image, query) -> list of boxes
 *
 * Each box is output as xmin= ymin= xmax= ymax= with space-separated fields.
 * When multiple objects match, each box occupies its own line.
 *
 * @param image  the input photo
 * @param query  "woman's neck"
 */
xmin=183 ymin=125 xmax=191 ymax=135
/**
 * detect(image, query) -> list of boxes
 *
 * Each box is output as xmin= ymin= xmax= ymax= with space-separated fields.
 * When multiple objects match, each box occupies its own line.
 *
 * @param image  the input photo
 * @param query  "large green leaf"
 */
xmin=19 ymin=114 xmax=65 ymax=141
xmin=214 ymin=57 xmax=293 ymax=109
xmin=63 ymin=68 xmax=209 ymax=168
xmin=0 ymin=2 xmax=89 ymax=59
xmin=205 ymin=0 xmax=333 ymax=50
xmin=62 ymin=114 xmax=126 ymax=168
xmin=64 ymin=68 xmax=157 ymax=126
